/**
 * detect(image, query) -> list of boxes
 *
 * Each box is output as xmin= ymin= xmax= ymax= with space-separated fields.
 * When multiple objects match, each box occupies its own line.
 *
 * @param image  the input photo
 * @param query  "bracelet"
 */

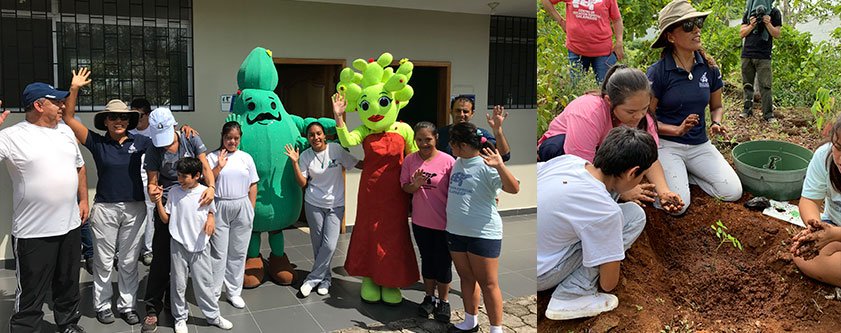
xmin=208 ymin=185 xmax=216 ymax=190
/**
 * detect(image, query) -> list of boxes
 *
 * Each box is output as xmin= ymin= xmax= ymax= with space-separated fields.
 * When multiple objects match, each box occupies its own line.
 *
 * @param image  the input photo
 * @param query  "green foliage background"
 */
xmin=538 ymin=0 xmax=841 ymax=138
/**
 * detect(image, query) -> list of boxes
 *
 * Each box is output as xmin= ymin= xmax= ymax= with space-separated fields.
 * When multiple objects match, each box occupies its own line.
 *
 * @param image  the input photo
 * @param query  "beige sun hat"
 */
xmin=651 ymin=0 xmax=711 ymax=48
xmin=94 ymin=99 xmax=139 ymax=131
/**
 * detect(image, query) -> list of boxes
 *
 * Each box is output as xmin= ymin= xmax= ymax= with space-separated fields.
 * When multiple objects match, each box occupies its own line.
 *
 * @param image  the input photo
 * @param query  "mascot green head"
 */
xmin=336 ymin=53 xmax=414 ymax=132
xmin=233 ymin=47 xmax=287 ymax=126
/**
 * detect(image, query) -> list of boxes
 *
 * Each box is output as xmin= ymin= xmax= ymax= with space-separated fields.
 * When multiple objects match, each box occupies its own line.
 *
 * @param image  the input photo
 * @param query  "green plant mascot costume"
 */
xmin=227 ymin=47 xmax=335 ymax=287
xmin=336 ymin=53 xmax=419 ymax=304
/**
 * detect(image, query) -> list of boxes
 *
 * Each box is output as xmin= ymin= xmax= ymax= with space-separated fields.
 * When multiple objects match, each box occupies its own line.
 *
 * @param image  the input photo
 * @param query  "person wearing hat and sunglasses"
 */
xmin=646 ymin=0 xmax=743 ymax=215
xmin=60 ymin=68 xmax=154 ymax=326
xmin=0 ymin=83 xmax=87 ymax=332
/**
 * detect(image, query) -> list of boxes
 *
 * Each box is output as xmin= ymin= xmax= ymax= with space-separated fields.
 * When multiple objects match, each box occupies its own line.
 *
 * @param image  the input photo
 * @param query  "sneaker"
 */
xmin=96 ymin=309 xmax=115 ymax=324
xmin=84 ymin=258 xmax=93 ymax=275
xmin=141 ymin=252 xmax=153 ymax=266
xmin=418 ymin=295 xmax=435 ymax=317
xmin=299 ymin=281 xmax=316 ymax=297
xmin=208 ymin=316 xmax=233 ymax=330
xmin=60 ymin=324 xmax=86 ymax=333
xmin=316 ymin=281 xmax=329 ymax=296
xmin=447 ymin=324 xmax=479 ymax=333
xmin=173 ymin=320 xmax=188 ymax=333
xmin=121 ymin=310 xmax=140 ymax=325
xmin=765 ymin=117 xmax=778 ymax=124
xmin=544 ymin=293 xmax=619 ymax=321
xmin=739 ymin=111 xmax=751 ymax=118
xmin=434 ymin=300 xmax=451 ymax=323
xmin=228 ymin=295 xmax=246 ymax=309
xmin=141 ymin=315 xmax=157 ymax=333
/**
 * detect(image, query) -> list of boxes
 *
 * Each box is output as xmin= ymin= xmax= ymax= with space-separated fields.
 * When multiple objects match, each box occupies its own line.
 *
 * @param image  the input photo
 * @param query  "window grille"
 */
xmin=488 ymin=15 xmax=536 ymax=109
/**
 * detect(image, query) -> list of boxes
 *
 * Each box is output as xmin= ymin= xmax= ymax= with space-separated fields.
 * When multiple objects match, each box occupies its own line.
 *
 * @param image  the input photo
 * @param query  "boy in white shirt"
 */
xmin=149 ymin=157 xmax=232 ymax=332
xmin=537 ymin=127 xmax=663 ymax=320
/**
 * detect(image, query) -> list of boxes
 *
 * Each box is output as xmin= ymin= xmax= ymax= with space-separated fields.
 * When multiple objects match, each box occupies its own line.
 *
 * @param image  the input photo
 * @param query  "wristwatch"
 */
xmin=710 ymin=120 xmax=722 ymax=127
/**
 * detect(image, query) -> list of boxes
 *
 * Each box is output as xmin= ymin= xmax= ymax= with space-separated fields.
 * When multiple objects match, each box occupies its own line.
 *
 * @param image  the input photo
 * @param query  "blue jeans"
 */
xmin=568 ymin=50 xmax=617 ymax=83
xmin=80 ymin=220 xmax=93 ymax=260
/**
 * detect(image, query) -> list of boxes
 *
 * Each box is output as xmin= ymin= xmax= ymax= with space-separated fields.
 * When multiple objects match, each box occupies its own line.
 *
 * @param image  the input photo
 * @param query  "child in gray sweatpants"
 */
xmin=151 ymin=157 xmax=233 ymax=332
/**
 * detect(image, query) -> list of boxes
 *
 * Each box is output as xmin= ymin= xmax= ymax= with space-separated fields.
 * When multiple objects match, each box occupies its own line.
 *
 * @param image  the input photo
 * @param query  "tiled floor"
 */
xmin=0 ymin=214 xmax=536 ymax=333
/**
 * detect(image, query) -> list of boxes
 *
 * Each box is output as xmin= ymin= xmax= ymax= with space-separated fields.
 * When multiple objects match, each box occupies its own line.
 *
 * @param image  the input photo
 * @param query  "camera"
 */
xmin=753 ymin=5 xmax=767 ymax=18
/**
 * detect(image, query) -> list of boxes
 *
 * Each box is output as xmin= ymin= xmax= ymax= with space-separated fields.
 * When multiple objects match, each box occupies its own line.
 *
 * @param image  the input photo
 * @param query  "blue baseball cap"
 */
xmin=22 ymin=82 xmax=70 ymax=107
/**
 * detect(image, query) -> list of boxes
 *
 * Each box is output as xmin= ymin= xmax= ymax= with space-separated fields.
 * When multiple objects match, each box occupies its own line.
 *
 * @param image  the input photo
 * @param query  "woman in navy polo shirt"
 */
xmin=61 ymin=68 xmax=152 ymax=326
xmin=646 ymin=0 xmax=742 ymax=215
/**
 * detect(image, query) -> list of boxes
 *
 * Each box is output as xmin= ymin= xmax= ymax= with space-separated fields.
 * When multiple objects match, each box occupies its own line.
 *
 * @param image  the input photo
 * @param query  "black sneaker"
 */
xmin=60 ymin=324 xmax=85 ymax=333
xmin=83 ymin=258 xmax=93 ymax=275
xmin=434 ymin=300 xmax=451 ymax=323
xmin=141 ymin=314 xmax=157 ymax=333
xmin=418 ymin=295 xmax=435 ymax=317
xmin=96 ymin=309 xmax=115 ymax=324
xmin=121 ymin=310 xmax=140 ymax=325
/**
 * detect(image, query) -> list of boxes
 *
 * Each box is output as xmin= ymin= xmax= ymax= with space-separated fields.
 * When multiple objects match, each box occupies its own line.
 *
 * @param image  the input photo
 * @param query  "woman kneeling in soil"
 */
xmin=537 ymin=64 xmax=683 ymax=212
xmin=537 ymin=127 xmax=657 ymax=320
xmin=790 ymin=116 xmax=841 ymax=286
xmin=647 ymin=0 xmax=743 ymax=215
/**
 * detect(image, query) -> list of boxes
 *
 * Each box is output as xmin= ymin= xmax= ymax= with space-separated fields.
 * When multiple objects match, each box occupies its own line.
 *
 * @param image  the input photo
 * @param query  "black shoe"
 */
xmin=96 ymin=309 xmax=115 ymax=324
xmin=434 ymin=301 xmax=451 ymax=323
xmin=121 ymin=310 xmax=140 ymax=325
xmin=448 ymin=324 xmax=479 ymax=333
xmin=418 ymin=295 xmax=435 ymax=317
xmin=60 ymin=324 xmax=85 ymax=333
xmin=83 ymin=258 xmax=93 ymax=275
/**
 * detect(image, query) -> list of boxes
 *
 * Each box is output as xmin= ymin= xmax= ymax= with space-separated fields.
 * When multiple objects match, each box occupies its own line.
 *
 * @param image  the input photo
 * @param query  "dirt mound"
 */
xmin=538 ymin=187 xmax=841 ymax=332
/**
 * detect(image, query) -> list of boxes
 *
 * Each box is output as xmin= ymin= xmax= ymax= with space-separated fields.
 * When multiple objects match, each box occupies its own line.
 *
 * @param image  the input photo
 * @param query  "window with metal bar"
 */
xmin=488 ymin=15 xmax=536 ymax=110
xmin=0 ymin=0 xmax=193 ymax=111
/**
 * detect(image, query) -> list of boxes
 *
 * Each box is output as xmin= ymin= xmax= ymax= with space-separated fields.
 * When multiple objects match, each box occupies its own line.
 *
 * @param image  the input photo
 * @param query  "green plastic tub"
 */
xmin=731 ymin=140 xmax=813 ymax=201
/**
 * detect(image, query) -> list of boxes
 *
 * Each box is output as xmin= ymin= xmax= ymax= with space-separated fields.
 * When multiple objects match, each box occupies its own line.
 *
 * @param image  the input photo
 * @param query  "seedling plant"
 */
xmin=711 ymin=220 xmax=743 ymax=251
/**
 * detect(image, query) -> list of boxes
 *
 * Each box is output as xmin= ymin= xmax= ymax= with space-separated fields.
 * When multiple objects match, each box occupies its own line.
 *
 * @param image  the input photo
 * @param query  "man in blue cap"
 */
xmin=0 ymin=82 xmax=87 ymax=333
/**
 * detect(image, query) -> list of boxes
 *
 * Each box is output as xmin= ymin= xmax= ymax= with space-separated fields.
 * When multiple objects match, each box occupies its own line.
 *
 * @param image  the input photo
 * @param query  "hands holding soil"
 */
xmin=658 ymin=191 xmax=685 ymax=213
xmin=790 ymin=219 xmax=838 ymax=261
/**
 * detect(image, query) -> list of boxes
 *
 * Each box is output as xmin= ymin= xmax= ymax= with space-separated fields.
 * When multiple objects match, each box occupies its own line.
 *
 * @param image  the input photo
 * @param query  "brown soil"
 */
xmin=538 ymin=97 xmax=840 ymax=332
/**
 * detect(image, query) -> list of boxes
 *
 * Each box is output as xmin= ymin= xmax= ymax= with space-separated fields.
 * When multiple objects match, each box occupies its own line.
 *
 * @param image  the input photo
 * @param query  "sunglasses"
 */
xmin=679 ymin=17 xmax=705 ymax=32
xmin=106 ymin=113 xmax=130 ymax=121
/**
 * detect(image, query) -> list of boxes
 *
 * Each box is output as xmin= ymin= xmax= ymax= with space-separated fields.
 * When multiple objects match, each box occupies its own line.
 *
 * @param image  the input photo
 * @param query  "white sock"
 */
xmin=490 ymin=325 xmax=503 ymax=333
xmin=455 ymin=313 xmax=477 ymax=330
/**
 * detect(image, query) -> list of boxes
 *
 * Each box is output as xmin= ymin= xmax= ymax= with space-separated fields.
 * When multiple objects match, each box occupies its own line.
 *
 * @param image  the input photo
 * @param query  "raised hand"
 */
xmin=486 ymin=105 xmax=508 ymax=131
xmin=332 ymin=93 xmax=347 ymax=117
xmin=481 ymin=147 xmax=504 ymax=169
xmin=217 ymin=149 xmax=228 ymax=169
xmin=71 ymin=67 xmax=92 ymax=90
xmin=284 ymin=144 xmax=300 ymax=163
xmin=411 ymin=168 xmax=427 ymax=188
xmin=0 ymin=100 xmax=9 ymax=126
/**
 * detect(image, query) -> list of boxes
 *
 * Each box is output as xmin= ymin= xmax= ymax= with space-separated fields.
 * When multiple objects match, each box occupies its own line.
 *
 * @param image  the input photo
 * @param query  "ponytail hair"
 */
xmin=601 ymin=64 xmax=654 ymax=131
xmin=448 ymin=122 xmax=493 ymax=151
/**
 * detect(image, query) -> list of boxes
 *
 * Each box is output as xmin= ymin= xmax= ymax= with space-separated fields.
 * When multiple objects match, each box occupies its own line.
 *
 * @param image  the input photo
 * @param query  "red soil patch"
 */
xmin=538 ymin=187 xmax=841 ymax=332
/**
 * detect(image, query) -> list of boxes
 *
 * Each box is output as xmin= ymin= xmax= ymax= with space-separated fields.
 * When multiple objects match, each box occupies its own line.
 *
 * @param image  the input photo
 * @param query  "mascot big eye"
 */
xmin=335 ymin=52 xmax=419 ymax=304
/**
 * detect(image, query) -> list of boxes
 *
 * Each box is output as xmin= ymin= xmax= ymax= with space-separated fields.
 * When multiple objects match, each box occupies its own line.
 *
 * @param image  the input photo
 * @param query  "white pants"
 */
xmin=91 ymin=201 xmax=147 ymax=312
xmin=170 ymin=240 xmax=219 ymax=322
xmin=141 ymin=165 xmax=155 ymax=255
xmin=210 ymin=197 xmax=254 ymax=298
xmin=656 ymin=140 xmax=743 ymax=215
xmin=536 ymin=203 xmax=646 ymax=299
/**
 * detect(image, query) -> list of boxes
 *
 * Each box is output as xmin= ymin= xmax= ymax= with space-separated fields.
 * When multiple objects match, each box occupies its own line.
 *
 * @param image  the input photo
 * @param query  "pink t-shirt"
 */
xmin=537 ymin=94 xmax=660 ymax=163
xmin=551 ymin=0 xmax=621 ymax=57
xmin=400 ymin=151 xmax=455 ymax=230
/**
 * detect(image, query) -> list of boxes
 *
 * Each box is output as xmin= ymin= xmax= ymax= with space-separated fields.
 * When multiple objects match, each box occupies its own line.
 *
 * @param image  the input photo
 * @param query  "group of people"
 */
xmin=0 ymin=64 xmax=521 ymax=332
xmin=536 ymin=0 xmax=841 ymax=322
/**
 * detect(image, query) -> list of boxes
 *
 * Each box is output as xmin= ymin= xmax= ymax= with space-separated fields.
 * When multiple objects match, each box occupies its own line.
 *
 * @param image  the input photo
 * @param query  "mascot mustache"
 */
xmin=247 ymin=112 xmax=282 ymax=125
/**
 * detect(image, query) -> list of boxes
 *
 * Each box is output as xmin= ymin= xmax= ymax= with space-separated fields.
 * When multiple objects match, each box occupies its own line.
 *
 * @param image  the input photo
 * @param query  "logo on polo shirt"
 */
xmin=128 ymin=143 xmax=138 ymax=153
xmin=699 ymin=72 xmax=710 ymax=88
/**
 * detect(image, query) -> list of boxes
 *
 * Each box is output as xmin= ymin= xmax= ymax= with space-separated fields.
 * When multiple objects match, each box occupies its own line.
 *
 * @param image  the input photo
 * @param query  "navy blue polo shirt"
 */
xmin=84 ymin=130 xmax=153 ymax=203
xmin=647 ymin=51 xmax=723 ymax=145
xmin=437 ymin=124 xmax=511 ymax=162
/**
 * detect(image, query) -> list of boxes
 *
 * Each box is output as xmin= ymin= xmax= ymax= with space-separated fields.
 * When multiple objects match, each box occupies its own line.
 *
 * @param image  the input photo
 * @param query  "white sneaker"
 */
xmin=300 ymin=281 xmax=316 ymax=297
xmin=174 ymin=320 xmax=188 ymax=333
xmin=208 ymin=316 xmax=233 ymax=330
xmin=228 ymin=295 xmax=246 ymax=309
xmin=316 ymin=281 xmax=329 ymax=296
xmin=544 ymin=293 xmax=619 ymax=320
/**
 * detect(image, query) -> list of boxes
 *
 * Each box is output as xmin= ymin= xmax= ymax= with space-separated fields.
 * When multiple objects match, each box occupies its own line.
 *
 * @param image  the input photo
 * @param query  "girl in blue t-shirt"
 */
xmin=790 ymin=116 xmax=841 ymax=287
xmin=445 ymin=122 xmax=519 ymax=333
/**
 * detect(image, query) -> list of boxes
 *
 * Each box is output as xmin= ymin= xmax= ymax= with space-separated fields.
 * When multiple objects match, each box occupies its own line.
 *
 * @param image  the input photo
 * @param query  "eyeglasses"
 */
xmin=106 ymin=113 xmax=130 ymax=121
xmin=680 ymin=17 xmax=705 ymax=32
